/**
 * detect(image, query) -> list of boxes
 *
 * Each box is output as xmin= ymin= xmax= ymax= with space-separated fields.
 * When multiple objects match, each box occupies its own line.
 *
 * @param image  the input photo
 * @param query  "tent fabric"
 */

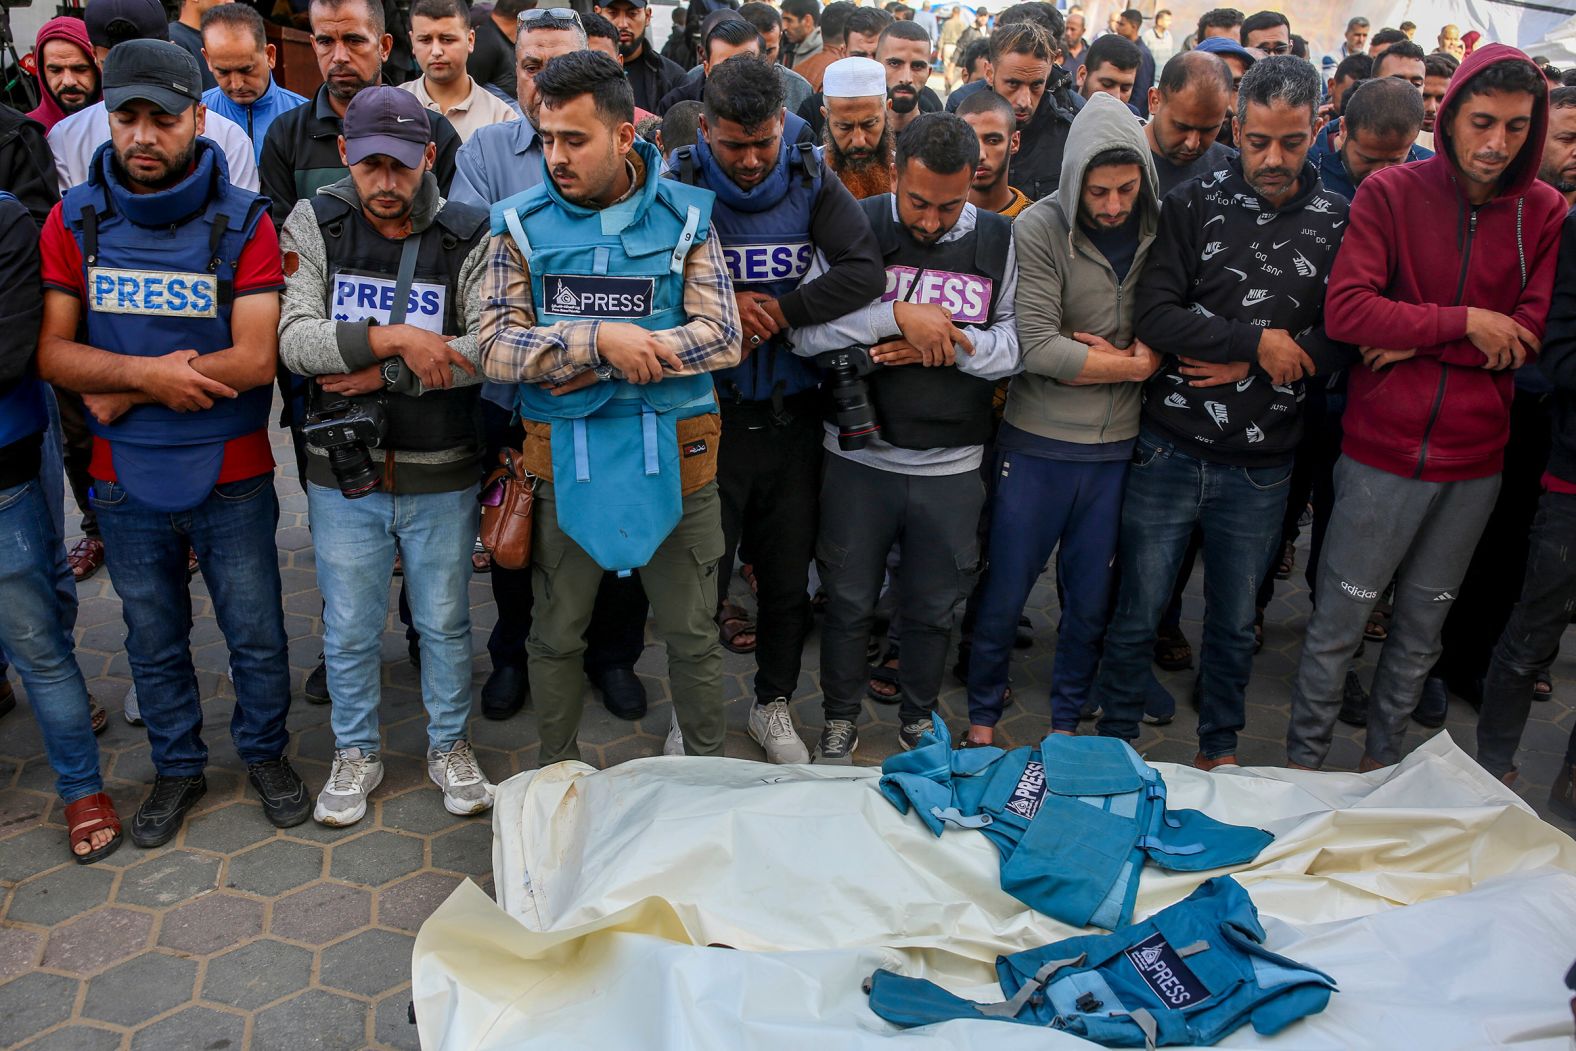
xmin=412 ymin=733 xmax=1576 ymax=1049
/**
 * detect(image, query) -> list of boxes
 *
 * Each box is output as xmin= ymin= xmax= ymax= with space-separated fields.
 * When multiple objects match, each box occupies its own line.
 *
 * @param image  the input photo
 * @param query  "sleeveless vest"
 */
xmin=0 ymin=191 xmax=47 ymax=452
xmin=670 ymin=131 xmax=822 ymax=405
xmin=859 ymin=193 xmax=1010 ymax=450
xmin=490 ymin=138 xmax=718 ymax=573
xmin=308 ymin=187 xmax=486 ymax=456
xmin=62 ymin=139 xmax=271 ymax=512
xmin=867 ymin=876 xmax=1337 ymax=1047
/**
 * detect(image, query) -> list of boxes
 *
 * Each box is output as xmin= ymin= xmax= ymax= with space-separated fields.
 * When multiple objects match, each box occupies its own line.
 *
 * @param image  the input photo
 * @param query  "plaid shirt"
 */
xmin=478 ymin=162 xmax=741 ymax=387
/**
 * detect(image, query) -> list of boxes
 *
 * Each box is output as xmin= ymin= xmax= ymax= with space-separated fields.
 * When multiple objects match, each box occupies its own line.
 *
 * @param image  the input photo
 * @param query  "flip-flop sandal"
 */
xmin=1275 ymin=540 xmax=1296 ymax=580
xmin=867 ymin=654 xmax=901 ymax=704
xmin=472 ymin=539 xmax=493 ymax=574
xmin=1154 ymin=624 xmax=1193 ymax=671
xmin=1534 ymin=672 xmax=1554 ymax=702
xmin=1363 ymin=610 xmax=1390 ymax=642
xmin=65 ymin=791 xmax=123 ymax=865
xmin=91 ymin=703 xmax=107 ymax=736
xmin=717 ymin=603 xmax=757 ymax=655
xmin=186 ymin=547 xmax=199 ymax=582
xmin=740 ymin=563 xmax=759 ymax=597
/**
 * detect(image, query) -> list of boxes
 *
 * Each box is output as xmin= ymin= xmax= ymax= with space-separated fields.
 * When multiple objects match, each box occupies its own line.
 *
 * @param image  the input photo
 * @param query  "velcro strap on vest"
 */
xmin=976 ymin=956 xmax=1084 ymax=1019
xmin=523 ymin=413 xmax=721 ymax=495
xmin=643 ymin=408 xmax=659 ymax=476
xmin=572 ymin=419 xmax=591 ymax=482
xmin=1127 ymin=1006 xmax=1159 ymax=1051
xmin=503 ymin=206 xmax=533 ymax=263
xmin=930 ymin=806 xmax=992 ymax=829
xmin=670 ymin=205 xmax=701 ymax=274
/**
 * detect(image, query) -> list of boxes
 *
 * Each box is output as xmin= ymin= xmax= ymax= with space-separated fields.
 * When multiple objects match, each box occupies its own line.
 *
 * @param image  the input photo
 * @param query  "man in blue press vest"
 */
xmin=668 ymin=55 xmax=885 ymax=764
xmin=37 ymin=40 xmax=309 ymax=848
xmin=479 ymin=51 xmax=743 ymax=763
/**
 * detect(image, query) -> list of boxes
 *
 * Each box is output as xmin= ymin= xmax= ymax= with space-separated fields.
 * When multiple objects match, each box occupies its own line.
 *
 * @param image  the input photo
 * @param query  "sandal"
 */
xmin=393 ymin=551 xmax=403 ymax=577
xmin=65 ymin=791 xmax=123 ymax=865
xmin=68 ymin=537 xmax=105 ymax=582
xmin=717 ymin=602 xmax=757 ymax=654
xmin=1364 ymin=609 xmax=1390 ymax=643
xmin=91 ymin=702 xmax=107 ymax=736
xmin=867 ymin=649 xmax=901 ymax=704
xmin=1534 ymin=672 xmax=1554 ymax=702
xmin=186 ymin=546 xmax=199 ymax=582
xmin=955 ymin=732 xmax=993 ymax=749
xmin=472 ymin=538 xmax=493 ymax=574
xmin=1275 ymin=540 xmax=1295 ymax=581
xmin=1154 ymin=624 xmax=1193 ymax=671
xmin=739 ymin=563 xmax=758 ymax=597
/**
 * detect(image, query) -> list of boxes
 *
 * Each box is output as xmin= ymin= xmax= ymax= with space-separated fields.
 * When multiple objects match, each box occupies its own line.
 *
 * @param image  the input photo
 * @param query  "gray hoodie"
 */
xmin=1006 ymin=91 xmax=1160 ymax=446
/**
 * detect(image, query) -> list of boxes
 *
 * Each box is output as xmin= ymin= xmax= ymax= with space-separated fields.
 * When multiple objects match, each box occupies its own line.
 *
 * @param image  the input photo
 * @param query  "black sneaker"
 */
xmin=899 ymin=718 xmax=935 ymax=751
xmin=482 ymin=664 xmax=528 ymax=720
xmin=1412 ymin=676 xmax=1449 ymax=729
xmin=248 ymin=758 xmax=311 ymax=828
xmin=305 ymin=658 xmax=330 ymax=705
xmin=1337 ymin=671 xmax=1369 ymax=727
xmin=592 ymin=666 xmax=648 ymax=721
xmin=130 ymin=775 xmax=207 ymax=848
xmin=814 ymin=720 xmax=859 ymax=765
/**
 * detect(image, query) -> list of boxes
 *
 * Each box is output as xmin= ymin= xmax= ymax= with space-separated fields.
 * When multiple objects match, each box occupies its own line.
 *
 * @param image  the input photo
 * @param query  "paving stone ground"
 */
xmin=2 ymin=424 xmax=1574 ymax=1050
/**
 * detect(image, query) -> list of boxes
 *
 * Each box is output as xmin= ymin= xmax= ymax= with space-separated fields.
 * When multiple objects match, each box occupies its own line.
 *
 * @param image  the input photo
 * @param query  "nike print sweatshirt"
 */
xmin=1134 ymin=155 xmax=1351 ymax=466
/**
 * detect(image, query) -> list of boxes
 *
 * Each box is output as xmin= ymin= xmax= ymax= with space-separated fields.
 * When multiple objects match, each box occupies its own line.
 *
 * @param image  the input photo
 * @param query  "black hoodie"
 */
xmin=1134 ymin=155 xmax=1351 ymax=466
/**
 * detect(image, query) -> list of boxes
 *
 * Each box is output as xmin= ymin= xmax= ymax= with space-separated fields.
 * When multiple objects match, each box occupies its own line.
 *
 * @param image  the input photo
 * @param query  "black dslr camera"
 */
xmin=302 ymin=395 xmax=386 ymax=499
xmin=815 ymin=346 xmax=881 ymax=451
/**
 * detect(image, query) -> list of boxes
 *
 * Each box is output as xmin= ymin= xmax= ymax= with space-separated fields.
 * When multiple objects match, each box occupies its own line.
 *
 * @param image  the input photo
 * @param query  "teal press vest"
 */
xmin=490 ymin=139 xmax=718 ymax=573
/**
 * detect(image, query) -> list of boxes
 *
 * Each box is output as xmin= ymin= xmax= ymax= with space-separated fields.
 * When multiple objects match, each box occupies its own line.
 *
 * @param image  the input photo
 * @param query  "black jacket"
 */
xmin=259 ymin=85 xmax=461 ymax=224
xmin=1009 ymin=71 xmax=1081 ymax=202
xmin=0 ymin=105 xmax=59 ymax=229
xmin=0 ymin=194 xmax=43 ymax=488
xmin=1537 ymin=208 xmax=1576 ymax=487
xmin=1134 ymin=156 xmax=1351 ymax=465
xmin=625 ymin=45 xmax=688 ymax=113
xmin=468 ymin=7 xmax=517 ymax=99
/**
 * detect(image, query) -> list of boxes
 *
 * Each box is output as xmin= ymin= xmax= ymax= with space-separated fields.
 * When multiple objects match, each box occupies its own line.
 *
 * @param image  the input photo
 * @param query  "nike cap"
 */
xmin=102 ymin=39 xmax=202 ymax=115
xmin=342 ymin=86 xmax=432 ymax=168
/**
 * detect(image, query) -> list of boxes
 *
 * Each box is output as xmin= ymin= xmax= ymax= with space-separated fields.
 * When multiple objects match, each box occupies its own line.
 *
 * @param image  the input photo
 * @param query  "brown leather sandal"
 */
xmin=65 ymin=792 xmax=123 ymax=865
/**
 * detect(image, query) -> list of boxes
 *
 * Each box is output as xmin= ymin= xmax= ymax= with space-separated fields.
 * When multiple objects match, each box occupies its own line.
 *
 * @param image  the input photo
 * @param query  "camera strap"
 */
xmin=387 ymin=230 xmax=425 ymax=327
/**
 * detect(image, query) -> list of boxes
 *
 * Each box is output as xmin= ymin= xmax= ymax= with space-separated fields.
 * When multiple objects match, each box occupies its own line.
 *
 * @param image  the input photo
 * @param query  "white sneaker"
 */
xmin=123 ymin=683 xmax=143 ymax=726
xmin=663 ymin=710 xmax=685 ymax=756
xmin=427 ymin=740 xmax=494 ymax=815
xmin=314 ymin=747 xmax=384 ymax=826
xmin=749 ymin=698 xmax=809 ymax=764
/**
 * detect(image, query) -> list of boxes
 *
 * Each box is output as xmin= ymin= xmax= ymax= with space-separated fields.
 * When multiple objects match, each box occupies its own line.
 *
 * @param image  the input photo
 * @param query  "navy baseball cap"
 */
xmin=342 ymin=86 xmax=431 ymax=168
xmin=102 ymin=39 xmax=202 ymax=115
xmin=85 ymin=0 xmax=171 ymax=49
xmin=1194 ymin=36 xmax=1257 ymax=68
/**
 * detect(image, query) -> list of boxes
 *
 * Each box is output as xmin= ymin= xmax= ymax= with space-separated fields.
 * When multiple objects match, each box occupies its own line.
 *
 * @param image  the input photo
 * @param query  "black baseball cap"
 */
xmin=103 ymin=39 xmax=203 ymax=115
xmin=85 ymin=0 xmax=171 ymax=49
xmin=342 ymin=86 xmax=431 ymax=168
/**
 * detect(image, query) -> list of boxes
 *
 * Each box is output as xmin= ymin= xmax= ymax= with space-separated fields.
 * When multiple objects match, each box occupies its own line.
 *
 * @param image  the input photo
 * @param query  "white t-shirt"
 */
xmin=48 ymin=101 xmax=262 ymax=195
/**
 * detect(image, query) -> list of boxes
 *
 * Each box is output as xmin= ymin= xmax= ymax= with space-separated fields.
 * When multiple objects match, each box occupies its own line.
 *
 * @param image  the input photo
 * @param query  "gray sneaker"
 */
xmin=428 ymin=740 xmax=495 ymax=815
xmin=314 ymin=747 xmax=383 ymax=827
xmin=815 ymin=720 xmax=859 ymax=765
xmin=899 ymin=718 xmax=935 ymax=751
xmin=749 ymin=698 xmax=809 ymax=764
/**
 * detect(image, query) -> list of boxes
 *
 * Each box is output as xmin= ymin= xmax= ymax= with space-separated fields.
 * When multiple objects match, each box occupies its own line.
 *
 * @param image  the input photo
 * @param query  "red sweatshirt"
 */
xmin=1326 ymin=44 xmax=1568 ymax=482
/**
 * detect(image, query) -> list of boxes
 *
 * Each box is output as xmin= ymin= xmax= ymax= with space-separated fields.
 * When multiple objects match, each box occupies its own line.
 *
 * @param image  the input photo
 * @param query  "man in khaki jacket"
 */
xmin=963 ymin=91 xmax=1160 ymax=746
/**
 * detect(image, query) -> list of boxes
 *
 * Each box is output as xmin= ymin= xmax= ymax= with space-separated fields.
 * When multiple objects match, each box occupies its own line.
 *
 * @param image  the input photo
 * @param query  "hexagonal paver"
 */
xmin=156 ymin=892 xmax=264 ymax=956
xmin=181 ymin=802 xmax=277 ymax=855
xmin=129 ymin=1005 xmax=246 ymax=1051
xmin=319 ymin=928 xmax=415 ymax=998
xmin=0 ymin=972 xmax=79 ymax=1036
xmin=251 ymin=988 xmax=367 ymax=1051
xmin=430 ymin=823 xmax=492 ymax=878
xmin=374 ymin=990 xmax=422 ymax=1051
xmin=225 ymin=839 xmax=323 ymax=897
xmin=377 ymin=871 xmax=461 ymax=933
xmin=80 ymin=951 xmax=197 ymax=1027
xmin=202 ymin=938 xmax=313 ymax=1010
xmin=4 ymin=864 xmax=115 ymax=926
xmin=379 ymin=790 xmax=464 ymax=836
xmin=117 ymin=849 xmax=222 ymax=907
xmin=269 ymin=882 xmax=372 ymax=945
xmin=40 ymin=906 xmax=154 ymax=975
xmin=0 ymin=925 xmax=41 ymax=985
xmin=17 ymin=1023 xmax=124 ymax=1051
xmin=329 ymin=830 xmax=424 ymax=887
xmin=0 ymin=827 xmax=69 ymax=884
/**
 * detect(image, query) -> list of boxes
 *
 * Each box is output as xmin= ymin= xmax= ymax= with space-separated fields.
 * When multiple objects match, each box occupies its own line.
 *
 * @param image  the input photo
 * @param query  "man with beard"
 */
xmin=820 ymin=56 xmax=893 ymax=199
xmin=1309 ymin=76 xmax=1426 ymax=201
xmin=259 ymin=0 xmax=461 ymax=222
xmin=1092 ymin=57 xmax=1348 ymax=771
xmin=38 ymin=40 xmax=309 ymax=845
xmin=780 ymin=0 xmax=823 ymax=70
xmin=1076 ymin=33 xmax=1141 ymax=107
xmin=1144 ymin=50 xmax=1234 ymax=196
xmin=990 ymin=21 xmax=1077 ymax=202
xmin=1542 ymin=86 xmax=1576 ymax=209
xmin=1061 ymin=9 xmax=1087 ymax=74
xmin=402 ymin=0 xmax=518 ymax=142
xmin=278 ymin=86 xmax=494 ymax=826
xmin=596 ymin=0 xmax=686 ymax=112
xmin=791 ymin=112 xmax=1020 ymax=762
xmin=1420 ymin=52 xmax=1458 ymax=153
xmin=200 ymin=3 xmax=308 ymax=160
xmin=1111 ymin=8 xmax=1155 ymax=116
xmin=659 ymin=15 xmax=815 ymax=118
xmin=30 ymin=16 xmax=101 ymax=132
xmin=957 ymin=89 xmax=1028 ymax=217
xmin=877 ymin=20 xmax=932 ymax=136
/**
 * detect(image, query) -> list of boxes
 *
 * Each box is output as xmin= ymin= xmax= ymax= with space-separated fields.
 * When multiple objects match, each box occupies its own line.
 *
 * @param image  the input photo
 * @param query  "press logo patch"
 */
xmin=1124 ymin=933 xmax=1208 ymax=1007
xmin=723 ymin=242 xmax=813 ymax=284
xmin=1004 ymin=760 xmax=1048 ymax=820
xmin=881 ymin=267 xmax=992 ymax=325
xmin=87 ymin=267 xmax=217 ymax=318
xmin=543 ymin=275 xmax=655 ymax=319
xmin=332 ymin=272 xmax=447 ymax=334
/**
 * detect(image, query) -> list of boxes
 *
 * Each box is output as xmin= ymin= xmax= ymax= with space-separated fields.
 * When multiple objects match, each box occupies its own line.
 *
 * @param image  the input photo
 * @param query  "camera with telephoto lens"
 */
xmin=302 ymin=396 xmax=386 ymax=499
xmin=815 ymin=346 xmax=881 ymax=451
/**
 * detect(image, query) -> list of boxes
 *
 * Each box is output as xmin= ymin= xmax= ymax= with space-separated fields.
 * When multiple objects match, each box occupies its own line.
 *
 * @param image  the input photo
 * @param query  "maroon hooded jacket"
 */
xmin=27 ymin=17 xmax=99 ymax=133
xmin=1326 ymin=44 xmax=1567 ymax=482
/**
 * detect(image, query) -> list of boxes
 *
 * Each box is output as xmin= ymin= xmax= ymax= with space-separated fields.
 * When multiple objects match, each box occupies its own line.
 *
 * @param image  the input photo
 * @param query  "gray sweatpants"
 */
xmin=1287 ymin=456 xmax=1500 ymax=768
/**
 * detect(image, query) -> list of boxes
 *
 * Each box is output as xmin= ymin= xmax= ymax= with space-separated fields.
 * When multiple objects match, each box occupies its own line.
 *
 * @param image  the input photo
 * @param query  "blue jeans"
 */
xmin=307 ymin=483 xmax=479 ymax=754
xmin=0 ymin=478 xmax=101 ymax=801
xmin=1094 ymin=431 xmax=1291 ymax=758
xmin=968 ymin=450 xmax=1127 ymax=731
xmin=0 ymin=389 xmax=75 ymax=678
xmin=92 ymin=474 xmax=292 ymax=775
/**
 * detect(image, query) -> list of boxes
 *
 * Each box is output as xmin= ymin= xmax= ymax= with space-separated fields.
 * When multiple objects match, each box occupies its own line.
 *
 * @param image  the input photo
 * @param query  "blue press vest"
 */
xmin=879 ymin=718 xmax=1274 ymax=931
xmin=671 ymin=132 xmax=822 ymax=404
xmin=63 ymin=140 xmax=271 ymax=512
xmin=0 ymin=191 xmax=48 ymax=452
xmin=867 ymin=876 xmax=1337 ymax=1047
xmin=490 ymin=138 xmax=718 ymax=573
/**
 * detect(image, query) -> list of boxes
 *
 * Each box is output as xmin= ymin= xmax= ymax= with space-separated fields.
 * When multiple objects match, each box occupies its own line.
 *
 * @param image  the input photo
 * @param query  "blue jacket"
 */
xmin=867 ymin=876 xmax=1337 ymax=1047
xmin=1308 ymin=116 xmax=1433 ymax=202
xmin=879 ymin=720 xmax=1273 ymax=930
xmin=62 ymin=139 xmax=272 ymax=512
xmin=203 ymin=80 xmax=308 ymax=162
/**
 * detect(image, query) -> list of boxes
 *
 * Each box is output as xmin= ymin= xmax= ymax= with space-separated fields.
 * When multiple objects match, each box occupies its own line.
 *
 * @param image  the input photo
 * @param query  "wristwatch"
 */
xmin=593 ymin=364 xmax=617 ymax=382
xmin=380 ymin=358 xmax=404 ymax=388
